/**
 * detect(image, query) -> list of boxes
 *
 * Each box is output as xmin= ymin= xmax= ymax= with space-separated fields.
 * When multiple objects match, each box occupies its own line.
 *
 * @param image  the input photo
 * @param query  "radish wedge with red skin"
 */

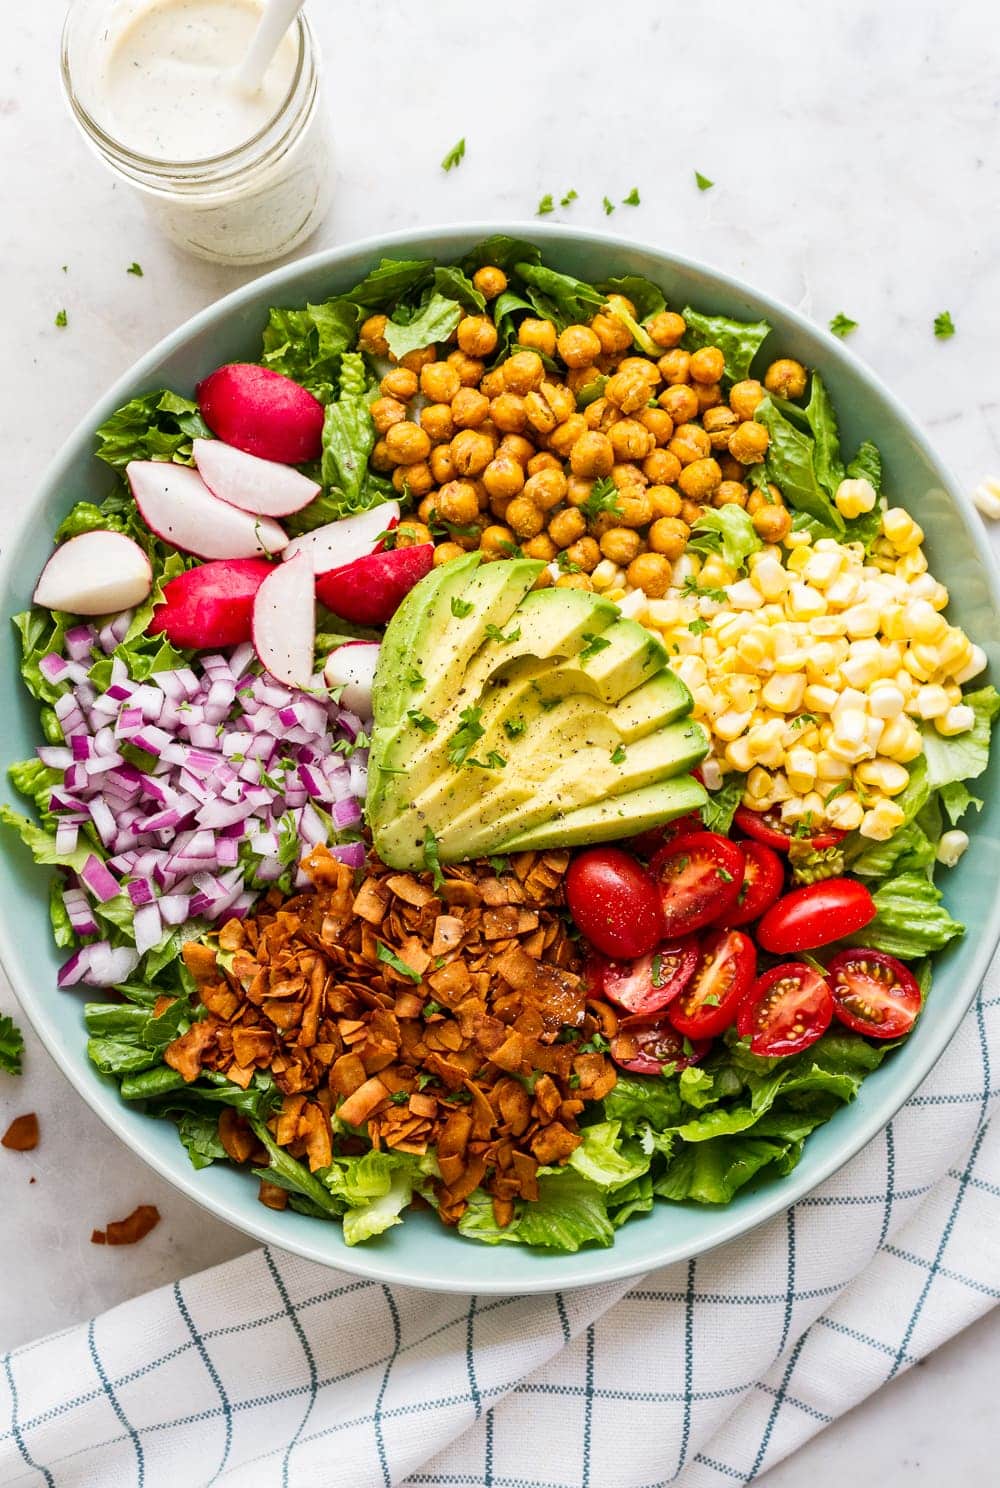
xmin=323 ymin=641 xmax=380 ymax=718
xmin=149 ymin=558 xmax=274 ymax=649
xmin=127 ymin=461 xmax=288 ymax=560
xmin=316 ymin=544 xmax=435 ymax=625
xmin=33 ymin=531 xmax=152 ymax=615
xmin=252 ymin=550 xmax=315 ymax=688
xmin=197 ymin=363 xmax=324 ymax=464
xmin=193 ymin=438 xmax=320 ymax=518
xmin=283 ymin=502 xmax=399 ymax=572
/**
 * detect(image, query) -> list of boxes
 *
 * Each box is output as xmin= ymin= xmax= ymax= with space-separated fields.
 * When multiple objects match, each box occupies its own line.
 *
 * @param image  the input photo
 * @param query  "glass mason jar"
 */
xmin=60 ymin=1 xmax=333 ymax=267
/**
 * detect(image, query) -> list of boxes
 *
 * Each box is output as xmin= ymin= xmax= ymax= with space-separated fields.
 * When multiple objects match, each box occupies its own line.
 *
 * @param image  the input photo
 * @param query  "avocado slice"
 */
xmin=497 ymin=775 xmax=709 ymax=852
xmin=371 ymin=551 xmax=481 ymax=731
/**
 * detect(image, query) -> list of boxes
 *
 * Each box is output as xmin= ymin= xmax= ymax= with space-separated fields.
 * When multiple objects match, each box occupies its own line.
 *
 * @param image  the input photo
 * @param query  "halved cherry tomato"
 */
xmin=667 ymin=928 xmax=756 ymax=1039
xmin=716 ymin=841 xmax=784 ymax=927
xmin=610 ymin=1013 xmax=710 ymax=1075
xmin=734 ymin=805 xmax=846 ymax=854
xmin=826 ymin=949 xmax=922 ymax=1039
xmin=650 ymin=831 xmax=745 ymax=938
xmin=591 ymin=940 xmax=699 ymax=1017
xmin=628 ymin=812 xmax=704 ymax=861
xmin=756 ymin=878 xmax=876 ymax=954
xmin=737 ymin=963 xmax=834 ymax=1056
xmin=566 ymin=847 xmax=663 ymax=959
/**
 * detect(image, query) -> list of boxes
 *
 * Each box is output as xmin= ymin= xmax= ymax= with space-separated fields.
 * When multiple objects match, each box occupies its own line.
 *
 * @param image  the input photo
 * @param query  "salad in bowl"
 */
xmin=4 ymin=234 xmax=996 ymax=1254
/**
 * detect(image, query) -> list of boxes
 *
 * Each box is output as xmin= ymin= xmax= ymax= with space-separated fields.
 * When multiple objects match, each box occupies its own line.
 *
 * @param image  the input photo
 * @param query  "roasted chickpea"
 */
xmin=702 ymin=405 xmax=740 ymax=449
xmin=647 ymin=484 xmax=683 ymax=520
xmin=548 ymin=507 xmax=587 ymax=548
xmin=616 ymin=491 xmax=655 ymax=528
xmin=541 ymin=381 xmax=575 ymax=423
xmin=753 ymin=503 xmax=793 ymax=542
xmin=557 ymin=324 xmax=603 ymax=368
xmin=522 ymin=534 xmax=558 ymax=561
xmin=524 ymin=469 xmax=568 ymax=512
xmin=719 ymin=454 xmax=747 ymax=483
xmin=430 ymin=445 xmax=456 ymax=483
xmin=479 ymin=369 xmax=505 ymax=400
xmin=532 ymin=568 xmax=554 ymax=590
xmin=433 ymin=540 xmax=465 ymax=566
xmin=548 ymin=413 xmax=588 ymax=457
xmin=505 ymin=496 xmax=546 ymax=539
xmin=619 ymin=356 xmax=661 ymax=387
xmin=678 ymin=457 xmax=722 ymax=500
xmin=370 ymin=397 xmax=407 ymax=435
xmin=729 ymin=421 xmax=770 ymax=465
xmin=392 ymin=461 xmax=434 ymax=497
xmin=600 ymin=527 xmax=642 ymax=565
xmin=647 ymin=311 xmax=687 ymax=349
xmin=555 ymin=572 xmax=594 ymax=591
xmin=611 ymin=462 xmax=646 ymax=492
xmin=565 ymin=475 xmax=594 ymax=508
xmin=502 ymin=350 xmax=545 ymax=394
xmin=457 ymin=315 xmax=498 ymax=358
xmin=420 ymin=361 xmax=462 ymax=404
xmin=482 ymin=454 xmax=525 ymax=501
xmin=643 ymin=447 xmax=683 ymax=485
xmin=668 ymin=423 xmax=712 ymax=466
xmin=517 ymin=318 xmax=557 ymax=357
xmin=499 ymin=433 xmax=536 ymax=465
xmin=566 ymin=364 xmax=603 ymax=396
xmin=696 ymin=383 xmax=723 ymax=413
xmin=605 ymin=369 xmax=651 ymax=415
xmin=443 ymin=350 xmax=483 ymax=388
xmin=490 ymin=392 xmax=528 ymax=434
xmin=384 ymin=420 xmax=431 ymax=465
xmin=480 ymin=524 xmax=518 ymax=560
xmin=648 ymin=516 xmax=690 ymax=559
xmin=420 ymin=404 xmax=455 ymax=445
xmin=658 ymin=348 xmax=691 ymax=385
xmin=380 ymin=367 xmax=418 ymax=400
xmin=639 ymin=407 xmax=674 ymax=445
xmin=689 ymin=345 xmax=725 ymax=385
xmin=450 ymin=429 xmax=495 ymax=477
xmin=525 ymin=452 xmax=559 ymax=478
xmin=764 ymin=358 xmax=808 ymax=400
xmin=570 ymin=431 xmax=614 ymax=478
xmin=590 ymin=310 xmax=634 ymax=356
xmin=472 ymin=265 xmax=507 ymax=301
xmin=399 ymin=346 xmax=436 ymax=374
xmin=452 ymin=387 xmax=490 ymax=429
xmin=488 ymin=492 xmax=513 ymax=521
xmin=605 ymin=292 xmax=637 ymax=317
xmin=658 ymin=385 xmax=700 ymax=423
xmin=584 ymin=396 xmax=619 ymax=432
xmin=610 ymin=418 xmax=655 ymax=461
xmin=713 ymin=480 xmax=749 ymax=508
xmin=523 ymin=389 xmax=558 ymax=435
xmin=436 ymin=479 xmax=480 ymax=525
xmin=370 ymin=439 xmax=393 ymax=475
xmin=627 ymin=552 xmax=673 ymax=597
xmin=729 ymin=379 xmax=765 ymax=421
xmin=359 ymin=313 xmax=389 ymax=356
xmin=680 ymin=499 xmax=705 ymax=526
xmin=417 ymin=494 xmax=438 ymax=524
xmin=565 ymin=535 xmax=601 ymax=572
xmin=395 ymin=519 xmax=433 ymax=546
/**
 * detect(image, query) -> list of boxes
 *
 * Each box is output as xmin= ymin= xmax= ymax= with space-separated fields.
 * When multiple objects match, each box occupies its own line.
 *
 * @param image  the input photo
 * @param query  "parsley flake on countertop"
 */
xmin=560 ymin=189 xmax=578 ymax=206
xmin=695 ymin=171 xmax=714 ymax=191
xmin=829 ymin=312 xmax=858 ymax=338
xmin=622 ymin=187 xmax=640 ymax=206
xmin=127 ymin=262 xmax=144 ymax=276
xmin=441 ymin=137 xmax=466 ymax=171
xmin=54 ymin=309 xmax=67 ymax=328
xmin=934 ymin=310 xmax=956 ymax=339
xmin=602 ymin=196 xmax=615 ymax=215
xmin=536 ymin=194 xmax=554 ymax=216
xmin=0 ymin=1013 xmax=24 ymax=1076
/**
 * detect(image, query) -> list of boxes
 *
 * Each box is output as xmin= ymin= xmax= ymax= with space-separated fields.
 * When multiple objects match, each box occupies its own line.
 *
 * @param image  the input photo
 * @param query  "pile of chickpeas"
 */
xmin=359 ymin=264 xmax=805 ymax=599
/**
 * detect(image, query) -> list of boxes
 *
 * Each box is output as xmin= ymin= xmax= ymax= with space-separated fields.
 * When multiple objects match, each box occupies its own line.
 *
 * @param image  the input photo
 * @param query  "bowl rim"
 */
xmin=3 ymin=220 xmax=999 ymax=1294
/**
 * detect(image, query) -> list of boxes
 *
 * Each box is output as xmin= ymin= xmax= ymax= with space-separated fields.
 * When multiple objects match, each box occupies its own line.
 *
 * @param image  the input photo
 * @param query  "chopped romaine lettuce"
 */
xmin=700 ymin=774 xmax=744 ymax=835
xmin=260 ymin=298 xmax=360 ymax=402
xmin=513 ymin=262 xmax=604 ymax=330
xmin=681 ymin=307 xmax=771 ymax=382
xmin=920 ymin=686 xmax=1000 ymax=790
xmin=754 ymin=395 xmax=845 ymax=535
xmin=855 ymin=872 xmax=964 ymax=957
xmin=598 ymin=274 xmax=667 ymax=322
xmin=384 ymin=292 xmax=463 ymax=361
xmin=94 ymin=390 xmax=209 ymax=469
xmin=688 ymin=506 xmax=761 ymax=571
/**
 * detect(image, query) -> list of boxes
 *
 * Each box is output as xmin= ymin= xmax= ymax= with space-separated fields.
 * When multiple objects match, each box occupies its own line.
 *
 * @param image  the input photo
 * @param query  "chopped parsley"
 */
xmin=578 ymin=1032 xmax=611 ymax=1054
xmin=717 ymin=867 xmax=734 ymax=884
xmin=560 ymin=188 xmax=578 ymax=206
xmin=659 ymin=1061 xmax=678 ymax=1079
xmin=536 ymin=193 xmax=555 ymax=216
xmin=422 ymin=1000 xmax=444 ymax=1019
xmin=610 ymin=743 xmax=627 ymax=765
xmin=702 ymin=993 xmax=721 ymax=1007
xmin=681 ymin=575 xmax=728 ymax=604
xmin=390 ymin=1090 xmax=411 ymax=1105
xmin=694 ymin=171 xmax=714 ymax=191
xmin=934 ymin=310 xmax=955 ymax=339
xmin=451 ymin=596 xmax=474 ymax=618
xmin=423 ymin=827 xmax=444 ymax=890
xmin=688 ymin=617 xmax=709 ymax=636
xmin=651 ymin=953 xmax=665 ymax=988
xmin=791 ymin=713 xmax=818 ymax=730
xmin=441 ymin=137 xmax=466 ymax=171
xmin=486 ymin=751 xmax=508 ymax=770
xmin=54 ymin=309 xmax=67 ymax=328
xmin=407 ymin=668 xmax=425 ymax=688
xmin=484 ymin=623 xmax=520 ymax=645
xmin=488 ymin=855 xmax=510 ymax=875
xmin=126 ymin=262 xmax=143 ymax=277
xmin=823 ymin=781 xmax=851 ymax=805
xmin=374 ymin=526 xmax=399 ymax=550
xmin=407 ymin=709 xmax=437 ymax=734
xmin=622 ymin=187 xmax=641 ymax=206
xmin=503 ymin=716 xmax=526 ymax=740
xmin=681 ymin=1036 xmax=696 ymax=1059
xmin=602 ymin=196 xmax=615 ymax=215
xmin=555 ymin=551 xmax=582 ymax=574
xmin=829 ymin=312 xmax=858 ymax=339
xmin=568 ymin=1073 xmax=582 ymax=1089
xmin=447 ymin=705 xmax=485 ymax=767
xmin=580 ymin=475 xmax=623 ymax=523
xmin=0 ymin=1013 xmax=24 ymax=1075
xmin=497 ymin=539 xmax=525 ymax=558
xmin=579 ymin=632 xmax=612 ymax=662
xmin=376 ymin=943 xmax=422 ymax=983
xmin=417 ymin=1073 xmax=436 ymax=1091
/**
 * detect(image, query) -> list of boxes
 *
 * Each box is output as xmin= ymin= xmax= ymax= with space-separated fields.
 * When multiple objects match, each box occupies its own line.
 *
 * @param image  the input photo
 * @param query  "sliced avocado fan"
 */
xmin=366 ymin=557 xmax=709 ymax=868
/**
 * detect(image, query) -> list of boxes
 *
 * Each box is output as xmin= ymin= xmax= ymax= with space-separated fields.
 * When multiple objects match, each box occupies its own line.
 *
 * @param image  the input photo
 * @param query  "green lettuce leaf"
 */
xmin=608 ymin=1173 xmax=654 ymax=1226
xmin=655 ymin=1136 xmax=789 ymax=1204
xmin=342 ymin=257 xmax=435 ymax=311
xmin=938 ymin=781 xmax=982 ymax=826
xmin=49 ymin=877 xmax=75 ymax=948
xmin=95 ymin=390 xmax=209 ymax=469
xmin=598 ymin=275 xmax=667 ymax=321
xmin=855 ymin=872 xmax=964 ymax=957
xmin=11 ymin=608 xmax=71 ymax=704
xmin=803 ymin=373 xmax=845 ymax=497
xmin=384 ymin=293 xmax=463 ymax=361
xmin=250 ymin=1122 xmax=343 ymax=1216
xmin=566 ymin=1120 xmax=649 ymax=1190
xmin=688 ymin=507 xmax=762 ymax=571
xmin=457 ymin=1170 xmax=614 ymax=1251
xmin=175 ymin=1112 xmax=228 ymax=1171
xmin=681 ymin=307 xmax=771 ymax=382
xmin=260 ymin=298 xmax=360 ymax=401
xmin=0 ymin=805 xmax=94 ymax=872
xmin=601 ymin=1073 xmax=684 ymax=1134
xmin=0 ymin=1013 xmax=25 ymax=1076
xmin=700 ymin=775 xmax=744 ymax=834
xmin=460 ymin=236 xmax=542 ymax=276
xmin=432 ymin=264 xmax=486 ymax=313
xmin=310 ymin=352 xmax=390 ymax=522
xmin=755 ymin=395 xmax=845 ymax=535
xmin=920 ymin=686 xmax=1000 ymax=790
xmin=849 ymin=818 xmax=937 ymax=879
xmin=8 ymin=758 xmax=61 ymax=819
xmin=513 ymin=262 xmax=604 ymax=331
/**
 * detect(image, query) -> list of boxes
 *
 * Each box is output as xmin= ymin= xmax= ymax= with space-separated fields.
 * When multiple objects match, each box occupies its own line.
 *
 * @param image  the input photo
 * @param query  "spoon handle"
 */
xmin=234 ymin=0 xmax=307 ymax=95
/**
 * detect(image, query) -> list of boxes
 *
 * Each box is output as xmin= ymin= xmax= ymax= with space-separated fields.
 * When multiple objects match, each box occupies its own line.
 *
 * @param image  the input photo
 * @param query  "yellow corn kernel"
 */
xmin=768 ymin=772 xmax=793 ymax=803
xmin=672 ymin=655 xmax=707 ymax=690
xmin=749 ymin=555 xmax=790 ymax=601
xmin=714 ymin=709 xmax=755 ymax=742
xmin=914 ymin=683 xmax=950 ymax=720
xmin=745 ymin=766 xmax=773 ymax=802
xmin=937 ymin=627 xmax=974 ymax=674
xmin=839 ymin=640 xmax=884 ymax=689
xmin=902 ymin=598 xmax=949 ymax=645
xmin=746 ymin=718 xmax=787 ymax=767
xmin=785 ymin=746 xmax=817 ymax=793
xmin=815 ymin=749 xmax=852 ymax=782
xmin=897 ymin=549 xmax=928 ymax=580
xmin=935 ymin=704 xmax=976 ymax=736
xmin=761 ymin=673 xmax=807 ymax=713
xmin=868 ymin=681 xmax=906 ymax=719
xmin=902 ymin=648 xmax=933 ymax=683
xmin=646 ymin=598 xmax=685 ymax=628
xmin=859 ymin=799 xmax=907 ymax=841
xmin=591 ymin=558 xmax=620 ymax=591
xmin=802 ymin=548 xmax=844 ymax=588
xmin=841 ymin=603 xmax=880 ymax=638
xmin=808 ymin=615 xmax=848 ymax=638
xmin=882 ymin=507 xmax=924 ymax=552
xmin=722 ymin=675 xmax=761 ymax=712
xmin=827 ymin=707 xmax=869 ymax=762
xmin=834 ymin=477 xmax=878 ymax=519
xmin=784 ymin=529 xmax=812 ymax=549
xmin=735 ymin=629 xmax=773 ymax=670
xmin=954 ymin=642 xmax=988 ymax=683
xmin=825 ymin=791 xmax=865 ymax=830
xmin=786 ymin=546 xmax=813 ymax=574
xmin=779 ymin=794 xmax=812 ymax=823
xmin=803 ymin=683 xmax=840 ymax=714
xmin=825 ymin=572 xmax=862 ymax=610
xmin=878 ymin=713 xmax=923 ymax=762
xmin=725 ymin=736 xmax=755 ymax=773
xmin=831 ymin=687 xmax=868 ymax=720
xmin=771 ymin=649 xmax=810 ymax=677
xmin=787 ymin=583 xmax=826 ymax=620
xmin=700 ymin=555 xmax=738 ymax=589
xmin=855 ymin=758 xmax=910 ymax=795
xmin=943 ymin=683 xmax=962 ymax=705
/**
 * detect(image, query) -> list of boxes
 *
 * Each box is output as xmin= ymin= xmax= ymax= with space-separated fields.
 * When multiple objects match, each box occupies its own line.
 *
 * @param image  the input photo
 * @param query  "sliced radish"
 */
xmin=315 ymin=543 xmax=434 ymax=625
xmin=127 ymin=461 xmax=288 ymax=560
xmin=197 ymin=363 xmax=324 ymax=464
xmin=252 ymin=550 xmax=315 ymax=688
xmin=283 ymin=501 xmax=399 ymax=572
xmin=323 ymin=641 xmax=380 ymax=718
xmin=33 ymin=531 xmax=153 ymax=615
xmin=149 ymin=558 xmax=274 ymax=649
xmin=193 ymin=438 xmax=320 ymax=518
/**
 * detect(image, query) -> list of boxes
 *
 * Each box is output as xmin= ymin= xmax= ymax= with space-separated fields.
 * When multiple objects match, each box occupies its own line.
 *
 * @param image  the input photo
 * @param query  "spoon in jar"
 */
xmin=233 ymin=0 xmax=308 ymax=96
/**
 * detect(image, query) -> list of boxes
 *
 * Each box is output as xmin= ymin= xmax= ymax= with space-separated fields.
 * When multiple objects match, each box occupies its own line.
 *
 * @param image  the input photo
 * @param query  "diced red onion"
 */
xmin=80 ymin=855 xmax=120 ymax=903
xmin=64 ymin=625 xmax=95 ymax=661
xmin=159 ymin=894 xmax=191 ymax=925
xmin=127 ymin=878 xmax=154 ymax=907
xmin=39 ymin=653 xmax=69 ymax=683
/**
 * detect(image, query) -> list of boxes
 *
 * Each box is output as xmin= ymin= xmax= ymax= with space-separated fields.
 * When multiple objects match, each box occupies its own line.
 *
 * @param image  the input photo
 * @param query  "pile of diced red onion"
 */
xmin=37 ymin=625 xmax=368 ymax=988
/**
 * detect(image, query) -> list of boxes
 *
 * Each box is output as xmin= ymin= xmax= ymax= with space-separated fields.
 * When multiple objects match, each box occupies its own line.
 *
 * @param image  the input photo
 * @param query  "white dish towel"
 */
xmin=3 ymin=957 xmax=998 ymax=1487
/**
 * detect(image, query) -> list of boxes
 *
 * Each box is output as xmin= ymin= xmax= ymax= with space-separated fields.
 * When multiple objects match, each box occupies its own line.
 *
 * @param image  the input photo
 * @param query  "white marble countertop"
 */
xmin=2 ymin=0 xmax=999 ymax=1481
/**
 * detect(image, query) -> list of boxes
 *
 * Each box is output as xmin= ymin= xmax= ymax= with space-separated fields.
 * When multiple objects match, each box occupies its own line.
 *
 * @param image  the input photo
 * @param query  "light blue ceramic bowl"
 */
xmin=3 ymin=224 xmax=998 ymax=1293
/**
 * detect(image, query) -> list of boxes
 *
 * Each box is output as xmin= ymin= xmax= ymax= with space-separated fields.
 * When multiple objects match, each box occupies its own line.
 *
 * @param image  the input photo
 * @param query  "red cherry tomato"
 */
xmin=667 ymin=929 xmax=757 ymax=1039
xmin=734 ymin=805 xmax=846 ymax=854
xmin=737 ymin=963 xmax=834 ymax=1056
xmin=826 ymin=949 xmax=922 ymax=1039
xmin=756 ymin=878 xmax=877 ymax=954
xmin=591 ymin=940 xmax=699 ymax=1017
xmin=628 ymin=812 xmax=704 ymax=861
xmin=716 ymin=841 xmax=784 ymax=927
xmin=650 ymin=831 xmax=745 ymax=937
xmin=566 ymin=847 xmax=663 ymax=959
xmin=610 ymin=1014 xmax=711 ymax=1075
